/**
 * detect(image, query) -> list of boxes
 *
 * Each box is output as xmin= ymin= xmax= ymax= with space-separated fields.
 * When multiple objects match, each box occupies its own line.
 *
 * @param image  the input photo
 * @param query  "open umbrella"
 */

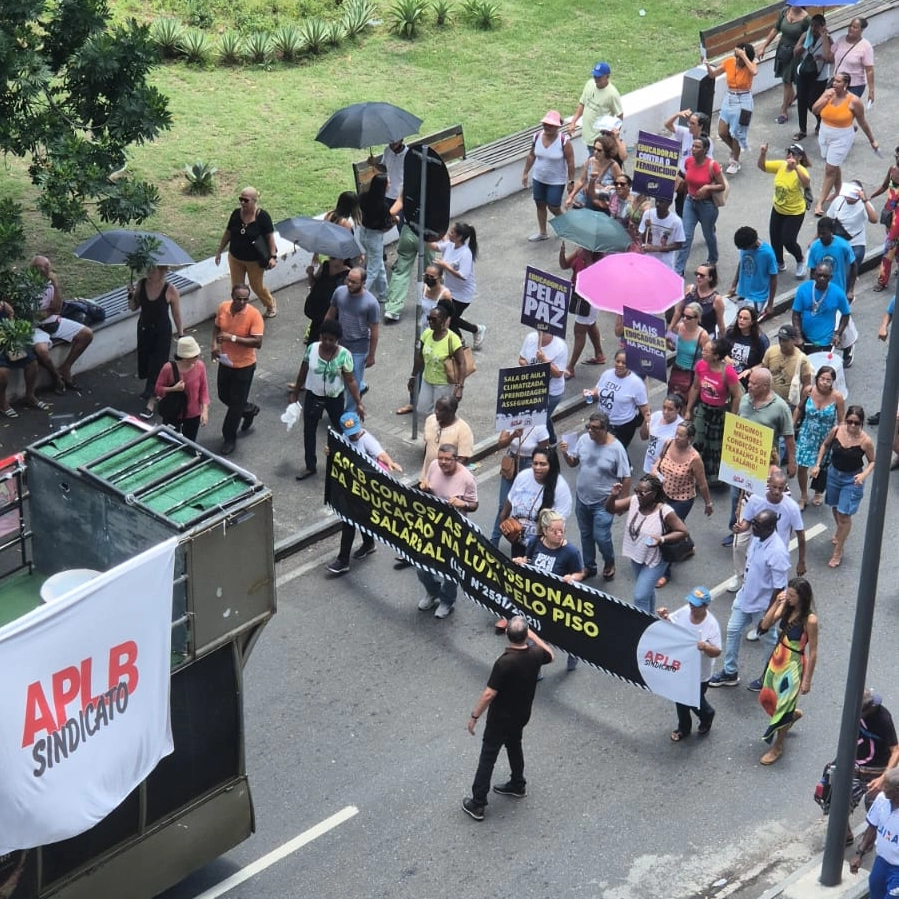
xmin=275 ymin=217 xmax=363 ymax=258
xmin=315 ymin=102 xmax=422 ymax=151
xmin=549 ymin=209 xmax=631 ymax=253
xmin=576 ymin=253 xmax=684 ymax=315
xmin=74 ymin=230 xmax=194 ymax=267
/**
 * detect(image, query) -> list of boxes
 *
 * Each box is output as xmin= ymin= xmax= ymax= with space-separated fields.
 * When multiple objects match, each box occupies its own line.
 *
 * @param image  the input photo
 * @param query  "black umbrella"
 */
xmin=275 ymin=217 xmax=363 ymax=258
xmin=74 ymin=230 xmax=195 ymax=267
xmin=315 ymin=102 xmax=422 ymax=151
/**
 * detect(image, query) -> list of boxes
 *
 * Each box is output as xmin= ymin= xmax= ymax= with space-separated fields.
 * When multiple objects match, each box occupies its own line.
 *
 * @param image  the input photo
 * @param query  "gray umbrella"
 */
xmin=73 ymin=230 xmax=195 ymax=267
xmin=315 ymin=102 xmax=422 ymax=150
xmin=275 ymin=217 xmax=363 ymax=258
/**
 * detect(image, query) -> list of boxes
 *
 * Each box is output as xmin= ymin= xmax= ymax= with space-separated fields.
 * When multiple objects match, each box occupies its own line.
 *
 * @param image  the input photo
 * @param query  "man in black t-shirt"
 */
xmin=858 ymin=689 xmax=899 ymax=799
xmin=462 ymin=616 xmax=554 ymax=821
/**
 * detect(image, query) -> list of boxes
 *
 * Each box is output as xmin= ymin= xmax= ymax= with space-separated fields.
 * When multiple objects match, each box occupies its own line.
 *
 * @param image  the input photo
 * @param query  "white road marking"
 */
xmin=709 ymin=522 xmax=827 ymax=598
xmin=193 ymin=806 xmax=359 ymax=899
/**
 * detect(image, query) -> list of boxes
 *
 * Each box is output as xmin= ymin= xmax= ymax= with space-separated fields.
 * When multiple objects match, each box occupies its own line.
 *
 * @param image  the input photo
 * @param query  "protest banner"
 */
xmin=622 ymin=305 xmax=668 ymax=383
xmin=632 ymin=131 xmax=680 ymax=201
xmin=719 ymin=412 xmax=774 ymax=494
xmin=495 ymin=363 xmax=549 ymax=432
xmin=324 ymin=433 xmax=700 ymax=706
xmin=520 ymin=266 xmax=570 ymax=338
xmin=0 ymin=539 xmax=176 ymax=854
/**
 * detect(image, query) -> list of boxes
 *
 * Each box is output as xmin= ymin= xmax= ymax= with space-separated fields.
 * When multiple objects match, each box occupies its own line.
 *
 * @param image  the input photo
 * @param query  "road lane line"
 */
xmin=709 ymin=522 xmax=826 ymax=598
xmin=193 ymin=805 xmax=359 ymax=899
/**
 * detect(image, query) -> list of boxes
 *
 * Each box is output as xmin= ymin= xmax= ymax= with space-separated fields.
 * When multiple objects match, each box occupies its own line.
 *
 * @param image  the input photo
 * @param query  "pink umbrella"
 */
xmin=576 ymin=253 xmax=684 ymax=315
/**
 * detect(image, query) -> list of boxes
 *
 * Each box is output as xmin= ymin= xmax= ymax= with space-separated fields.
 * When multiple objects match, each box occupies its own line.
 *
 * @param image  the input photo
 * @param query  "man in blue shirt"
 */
xmin=806 ymin=217 xmax=857 ymax=297
xmin=792 ymin=261 xmax=851 ymax=354
xmin=727 ymin=226 xmax=779 ymax=319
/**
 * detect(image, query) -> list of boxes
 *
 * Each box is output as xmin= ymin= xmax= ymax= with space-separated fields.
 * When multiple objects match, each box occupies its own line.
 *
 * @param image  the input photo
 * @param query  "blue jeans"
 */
xmin=546 ymin=392 xmax=562 ymax=444
xmin=631 ymin=558 xmax=666 ymax=614
xmin=869 ymin=854 xmax=899 ymax=899
xmin=344 ymin=349 xmax=368 ymax=413
xmin=358 ymin=226 xmax=388 ymax=302
xmin=575 ymin=498 xmax=615 ymax=573
xmin=416 ymin=568 xmax=458 ymax=607
xmin=676 ymin=196 xmax=719 ymax=275
xmin=722 ymin=599 xmax=777 ymax=675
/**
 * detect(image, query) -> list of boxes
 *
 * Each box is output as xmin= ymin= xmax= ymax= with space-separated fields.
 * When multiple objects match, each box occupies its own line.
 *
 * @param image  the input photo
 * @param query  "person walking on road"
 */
xmin=658 ymin=586 xmax=721 ymax=742
xmin=849 ymin=768 xmax=899 ymax=899
xmin=709 ymin=509 xmax=790 ymax=691
xmin=462 ymin=615 xmax=554 ymax=821
xmin=211 ymin=283 xmax=264 ymax=456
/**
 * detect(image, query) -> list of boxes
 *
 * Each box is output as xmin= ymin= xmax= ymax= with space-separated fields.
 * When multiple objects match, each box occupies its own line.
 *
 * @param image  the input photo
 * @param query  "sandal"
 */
xmin=655 ymin=575 xmax=668 ymax=588
xmin=24 ymin=400 xmax=50 ymax=412
xmin=395 ymin=404 xmax=414 ymax=415
xmin=139 ymin=407 xmax=156 ymax=420
xmin=776 ymin=114 xmax=788 ymax=124
xmin=602 ymin=563 xmax=615 ymax=581
xmin=0 ymin=407 xmax=18 ymax=419
xmin=583 ymin=355 xmax=606 ymax=365
xmin=828 ymin=552 xmax=843 ymax=569
xmin=798 ymin=496 xmax=808 ymax=511
xmin=63 ymin=378 xmax=81 ymax=391
xmin=873 ymin=281 xmax=887 ymax=292
xmin=812 ymin=493 xmax=824 ymax=506
xmin=760 ymin=746 xmax=783 ymax=765
xmin=670 ymin=729 xmax=688 ymax=742
xmin=792 ymin=131 xmax=807 ymax=140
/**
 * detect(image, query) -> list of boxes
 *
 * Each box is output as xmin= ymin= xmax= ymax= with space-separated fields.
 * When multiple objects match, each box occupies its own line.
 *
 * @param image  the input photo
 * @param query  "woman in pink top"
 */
xmin=155 ymin=335 xmax=210 ymax=442
xmin=684 ymin=337 xmax=742 ymax=482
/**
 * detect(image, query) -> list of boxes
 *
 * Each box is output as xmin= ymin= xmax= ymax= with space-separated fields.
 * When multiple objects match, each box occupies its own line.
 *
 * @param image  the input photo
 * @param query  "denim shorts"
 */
xmin=826 ymin=466 xmax=864 ymax=515
xmin=532 ymin=179 xmax=565 ymax=208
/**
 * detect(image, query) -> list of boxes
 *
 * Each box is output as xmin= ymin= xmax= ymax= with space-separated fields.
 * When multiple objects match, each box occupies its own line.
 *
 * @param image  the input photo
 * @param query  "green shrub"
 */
xmin=183 ymin=161 xmax=218 ymax=194
xmin=218 ymin=30 xmax=245 ymax=65
xmin=388 ymin=0 xmax=427 ymax=38
xmin=342 ymin=0 xmax=376 ymax=37
xmin=272 ymin=24 xmax=304 ymax=61
xmin=180 ymin=27 xmax=214 ymax=65
xmin=150 ymin=17 xmax=185 ymax=59
xmin=299 ymin=17 xmax=329 ymax=54
xmin=326 ymin=18 xmax=347 ymax=47
xmin=0 ymin=318 xmax=36 ymax=356
xmin=462 ymin=0 xmax=500 ymax=29
xmin=185 ymin=0 xmax=214 ymax=29
xmin=431 ymin=0 xmax=454 ymax=27
xmin=245 ymin=30 xmax=274 ymax=63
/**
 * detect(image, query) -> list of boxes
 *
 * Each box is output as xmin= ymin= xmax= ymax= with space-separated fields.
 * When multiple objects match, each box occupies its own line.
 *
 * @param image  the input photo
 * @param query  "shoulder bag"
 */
xmin=658 ymin=507 xmax=695 ymax=563
xmin=708 ymin=159 xmax=729 ymax=208
xmin=157 ymin=362 xmax=188 ymax=423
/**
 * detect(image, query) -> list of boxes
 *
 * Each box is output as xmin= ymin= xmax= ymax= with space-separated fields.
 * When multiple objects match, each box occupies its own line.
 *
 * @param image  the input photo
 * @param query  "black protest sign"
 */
xmin=520 ymin=266 xmax=571 ymax=337
xmin=324 ymin=432 xmax=700 ymax=705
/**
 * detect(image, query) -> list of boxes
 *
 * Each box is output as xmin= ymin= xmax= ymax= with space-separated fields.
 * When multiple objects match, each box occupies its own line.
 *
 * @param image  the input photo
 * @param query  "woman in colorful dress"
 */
xmin=684 ymin=338 xmax=742 ymax=482
xmin=794 ymin=364 xmax=844 ymax=509
xmin=756 ymin=577 xmax=818 ymax=765
xmin=869 ymin=150 xmax=899 ymax=292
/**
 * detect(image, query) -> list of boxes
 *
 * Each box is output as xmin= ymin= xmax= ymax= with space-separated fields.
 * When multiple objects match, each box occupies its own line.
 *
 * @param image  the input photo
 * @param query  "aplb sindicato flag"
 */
xmin=0 ymin=538 xmax=177 ymax=854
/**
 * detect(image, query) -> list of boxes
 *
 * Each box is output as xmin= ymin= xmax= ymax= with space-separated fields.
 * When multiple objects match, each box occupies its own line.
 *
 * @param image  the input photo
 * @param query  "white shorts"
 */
xmin=574 ymin=305 xmax=598 ymax=326
xmin=818 ymin=124 xmax=855 ymax=167
xmin=33 ymin=317 xmax=86 ymax=345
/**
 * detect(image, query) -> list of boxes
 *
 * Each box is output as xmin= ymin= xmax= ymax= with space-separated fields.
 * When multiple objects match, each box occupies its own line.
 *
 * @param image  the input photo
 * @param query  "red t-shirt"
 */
xmin=695 ymin=359 xmax=738 ymax=407
xmin=684 ymin=156 xmax=722 ymax=199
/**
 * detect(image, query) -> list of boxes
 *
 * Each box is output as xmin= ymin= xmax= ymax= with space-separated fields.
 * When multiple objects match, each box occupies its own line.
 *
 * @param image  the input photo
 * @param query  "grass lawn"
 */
xmin=12 ymin=0 xmax=759 ymax=297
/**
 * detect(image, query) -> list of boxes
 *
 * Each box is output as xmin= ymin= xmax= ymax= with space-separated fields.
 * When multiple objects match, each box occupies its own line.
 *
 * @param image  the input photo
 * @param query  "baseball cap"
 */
xmin=863 ymin=687 xmax=883 ymax=708
xmin=340 ymin=412 xmax=362 ymax=436
xmin=777 ymin=324 xmax=800 ymax=340
xmin=686 ymin=586 xmax=712 ymax=607
xmin=592 ymin=62 xmax=612 ymax=78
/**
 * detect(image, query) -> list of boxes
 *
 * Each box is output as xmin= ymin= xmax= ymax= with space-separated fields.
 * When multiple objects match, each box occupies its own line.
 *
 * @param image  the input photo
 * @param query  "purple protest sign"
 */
xmin=623 ymin=305 xmax=668 ymax=383
xmin=632 ymin=131 xmax=681 ymax=201
xmin=520 ymin=266 xmax=570 ymax=337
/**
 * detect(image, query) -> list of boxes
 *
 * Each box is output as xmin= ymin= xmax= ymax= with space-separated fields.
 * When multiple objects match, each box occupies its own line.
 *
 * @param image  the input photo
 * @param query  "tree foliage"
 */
xmin=0 ymin=0 xmax=172 ymax=266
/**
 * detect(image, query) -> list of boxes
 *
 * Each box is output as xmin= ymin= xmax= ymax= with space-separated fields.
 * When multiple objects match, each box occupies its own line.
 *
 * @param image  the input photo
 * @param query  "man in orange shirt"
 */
xmin=211 ymin=284 xmax=265 ymax=455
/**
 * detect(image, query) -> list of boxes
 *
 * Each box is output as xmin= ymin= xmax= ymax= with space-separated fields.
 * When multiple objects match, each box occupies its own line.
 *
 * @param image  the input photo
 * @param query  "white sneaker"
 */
xmin=725 ymin=161 xmax=741 ymax=175
xmin=777 ymin=261 xmax=786 ymax=272
xmin=473 ymin=325 xmax=487 ymax=350
xmin=528 ymin=232 xmax=549 ymax=242
xmin=795 ymin=260 xmax=806 ymax=279
xmin=434 ymin=601 xmax=454 ymax=619
xmin=746 ymin=628 xmax=759 ymax=642
xmin=418 ymin=595 xmax=439 ymax=611
xmin=726 ymin=575 xmax=741 ymax=593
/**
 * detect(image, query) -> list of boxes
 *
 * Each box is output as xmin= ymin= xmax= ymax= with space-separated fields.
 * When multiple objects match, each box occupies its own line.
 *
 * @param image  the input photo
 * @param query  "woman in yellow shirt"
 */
xmin=757 ymin=142 xmax=812 ymax=277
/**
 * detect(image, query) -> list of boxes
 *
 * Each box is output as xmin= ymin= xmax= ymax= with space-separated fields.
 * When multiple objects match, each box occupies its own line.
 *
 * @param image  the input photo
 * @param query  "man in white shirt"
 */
xmin=639 ymin=198 xmax=685 ymax=271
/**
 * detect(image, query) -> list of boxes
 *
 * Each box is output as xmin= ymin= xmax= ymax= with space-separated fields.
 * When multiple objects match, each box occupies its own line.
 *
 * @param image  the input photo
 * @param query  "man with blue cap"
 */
xmin=568 ymin=61 xmax=624 ymax=146
xmin=658 ymin=586 xmax=722 ymax=742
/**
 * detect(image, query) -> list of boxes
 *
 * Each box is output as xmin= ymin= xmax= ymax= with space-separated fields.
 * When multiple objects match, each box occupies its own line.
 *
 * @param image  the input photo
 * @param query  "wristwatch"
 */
xmin=231 ymin=334 xmax=237 ymax=343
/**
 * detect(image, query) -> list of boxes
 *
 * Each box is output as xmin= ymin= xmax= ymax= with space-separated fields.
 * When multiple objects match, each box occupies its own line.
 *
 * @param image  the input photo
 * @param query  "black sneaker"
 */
xmin=240 ymin=403 xmax=260 ymax=432
xmin=709 ymin=670 xmax=739 ymax=687
xmin=868 ymin=411 xmax=881 ymax=426
xmin=327 ymin=558 xmax=350 ymax=575
xmin=493 ymin=782 xmax=527 ymax=799
xmin=747 ymin=677 xmax=764 ymax=692
xmin=461 ymin=797 xmax=485 ymax=820
xmin=352 ymin=544 xmax=376 ymax=560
